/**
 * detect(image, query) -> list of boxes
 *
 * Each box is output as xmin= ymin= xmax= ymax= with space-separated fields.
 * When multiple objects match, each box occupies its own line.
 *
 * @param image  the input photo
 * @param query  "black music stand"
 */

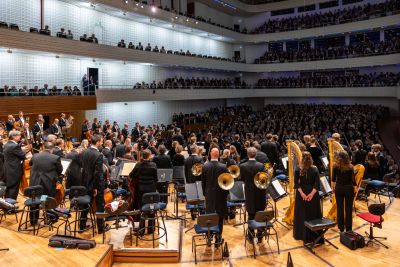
xmin=184 ymin=181 xmax=205 ymax=233
xmin=168 ymin=166 xmax=187 ymax=222
xmin=157 ymin=169 xmax=173 ymax=205
xmin=228 ymin=181 xmax=246 ymax=228
xmin=267 ymin=178 xmax=289 ymax=230
xmin=0 ymin=185 xmax=9 ymax=252
xmin=319 ymin=176 xmax=332 ymax=214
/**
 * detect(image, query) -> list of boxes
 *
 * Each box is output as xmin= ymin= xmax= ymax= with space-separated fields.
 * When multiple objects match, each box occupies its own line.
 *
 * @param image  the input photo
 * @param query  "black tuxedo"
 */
xmin=53 ymin=147 xmax=65 ymax=158
xmin=129 ymin=160 xmax=158 ymax=208
xmin=240 ymin=160 xmax=266 ymax=218
xmin=5 ymin=120 xmax=14 ymax=132
xmin=66 ymin=150 xmax=82 ymax=189
xmin=29 ymin=151 xmax=62 ymax=197
xmin=115 ymin=144 xmax=125 ymax=158
xmin=184 ymin=155 xmax=204 ymax=183
xmin=261 ymin=141 xmax=278 ymax=165
xmin=49 ymin=123 xmax=61 ymax=136
xmin=121 ymin=128 xmax=129 ymax=139
xmin=201 ymin=160 xmax=228 ymax=235
xmin=102 ymin=147 xmax=114 ymax=166
xmin=32 ymin=123 xmax=45 ymax=141
xmin=0 ymin=142 xmax=4 ymax=181
xmin=152 ymin=154 xmax=172 ymax=169
xmin=131 ymin=127 xmax=142 ymax=140
xmin=255 ymin=151 xmax=269 ymax=164
xmin=3 ymin=141 xmax=26 ymax=199
xmin=59 ymin=118 xmax=66 ymax=129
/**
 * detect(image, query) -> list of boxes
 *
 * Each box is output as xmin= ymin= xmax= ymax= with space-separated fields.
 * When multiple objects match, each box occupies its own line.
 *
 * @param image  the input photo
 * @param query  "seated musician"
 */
xmin=172 ymin=145 xmax=185 ymax=167
xmin=53 ymin=138 xmax=65 ymax=158
xmin=152 ymin=145 xmax=172 ymax=169
xmin=293 ymin=151 xmax=322 ymax=243
xmin=102 ymin=140 xmax=114 ymax=166
xmin=65 ymin=144 xmax=82 ymax=192
xmin=49 ymin=118 xmax=62 ymax=137
xmin=129 ymin=149 xmax=158 ymax=233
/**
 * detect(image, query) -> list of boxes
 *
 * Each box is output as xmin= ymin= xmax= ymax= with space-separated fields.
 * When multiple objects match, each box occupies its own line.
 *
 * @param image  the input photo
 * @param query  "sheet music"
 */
xmin=281 ymin=157 xmax=288 ymax=170
xmin=321 ymin=156 xmax=329 ymax=168
xmin=120 ymin=162 xmax=136 ymax=176
xmin=320 ymin=176 xmax=332 ymax=194
xmin=60 ymin=159 xmax=72 ymax=175
xmin=272 ymin=180 xmax=286 ymax=196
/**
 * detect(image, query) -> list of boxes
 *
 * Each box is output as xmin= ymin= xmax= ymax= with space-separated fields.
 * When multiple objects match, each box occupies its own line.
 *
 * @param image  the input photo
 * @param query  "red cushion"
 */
xmin=357 ymin=212 xmax=383 ymax=224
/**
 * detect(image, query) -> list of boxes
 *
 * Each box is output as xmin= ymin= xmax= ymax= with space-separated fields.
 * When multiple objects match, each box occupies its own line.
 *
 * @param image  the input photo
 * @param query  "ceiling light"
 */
xmin=141 ymin=5 xmax=144 ymax=8
xmin=195 ymin=21 xmax=198 ymax=24
xmin=151 ymin=6 xmax=156 ymax=12
xmin=125 ymin=0 xmax=128 ymax=4
xmin=175 ymin=16 xmax=178 ymax=19
xmin=186 ymin=18 xmax=189 ymax=22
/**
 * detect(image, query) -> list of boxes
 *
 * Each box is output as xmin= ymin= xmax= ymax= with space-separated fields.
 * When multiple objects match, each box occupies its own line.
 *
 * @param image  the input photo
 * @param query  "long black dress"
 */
xmin=293 ymin=166 xmax=322 ymax=243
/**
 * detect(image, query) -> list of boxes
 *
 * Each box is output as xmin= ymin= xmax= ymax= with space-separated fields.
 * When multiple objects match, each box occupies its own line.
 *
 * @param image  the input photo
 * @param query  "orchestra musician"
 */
xmin=65 ymin=144 xmax=83 ymax=193
xmin=5 ymin=115 xmax=14 ymax=132
xmin=201 ymin=147 xmax=228 ymax=244
xmin=332 ymin=150 xmax=357 ymax=232
xmin=92 ymin=118 xmax=101 ymax=134
xmin=102 ymin=140 xmax=114 ymax=166
xmin=152 ymin=145 xmax=172 ymax=169
xmin=81 ymin=119 xmax=91 ymax=140
xmin=131 ymin=122 xmax=142 ymax=140
xmin=22 ymin=122 xmax=33 ymax=143
xmin=15 ymin=111 xmax=26 ymax=126
xmin=0 ymin=125 xmax=4 ymax=182
xmin=261 ymin=133 xmax=279 ymax=167
xmin=240 ymin=147 xmax=266 ymax=242
xmin=3 ymin=130 xmax=30 ymax=200
xmin=59 ymin=113 xmax=67 ymax=137
xmin=53 ymin=138 xmax=65 ymax=158
xmin=121 ymin=123 xmax=129 ymax=140
xmin=49 ymin=118 xmax=62 ymax=138
xmin=184 ymin=144 xmax=204 ymax=183
xmin=32 ymin=114 xmax=45 ymax=151
xmin=80 ymin=134 xmax=105 ymax=233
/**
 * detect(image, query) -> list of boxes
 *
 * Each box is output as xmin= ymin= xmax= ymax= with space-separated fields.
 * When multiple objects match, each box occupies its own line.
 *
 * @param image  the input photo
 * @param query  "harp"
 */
xmin=326 ymin=138 xmax=344 ymax=221
xmin=282 ymin=140 xmax=302 ymax=225
xmin=353 ymin=164 xmax=365 ymax=207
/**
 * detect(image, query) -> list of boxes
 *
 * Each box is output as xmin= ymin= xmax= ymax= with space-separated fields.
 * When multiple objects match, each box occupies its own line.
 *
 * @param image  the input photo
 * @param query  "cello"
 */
xmin=20 ymin=119 xmax=33 ymax=194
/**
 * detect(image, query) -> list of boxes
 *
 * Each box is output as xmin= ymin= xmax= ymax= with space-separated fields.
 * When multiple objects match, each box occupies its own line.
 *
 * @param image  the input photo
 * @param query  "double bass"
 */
xmin=20 ymin=124 xmax=33 ymax=194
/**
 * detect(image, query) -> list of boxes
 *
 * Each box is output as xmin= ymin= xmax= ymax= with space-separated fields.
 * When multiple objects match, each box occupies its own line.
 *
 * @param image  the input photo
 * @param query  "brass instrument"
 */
xmin=282 ymin=140 xmax=302 ymax=225
xmin=326 ymin=138 xmax=344 ymax=221
xmin=228 ymin=164 xmax=240 ymax=179
xmin=191 ymin=162 xmax=203 ymax=176
xmin=218 ymin=173 xmax=234 ymax=190
xmin=254 ymin=172 xmax=270 ymax=189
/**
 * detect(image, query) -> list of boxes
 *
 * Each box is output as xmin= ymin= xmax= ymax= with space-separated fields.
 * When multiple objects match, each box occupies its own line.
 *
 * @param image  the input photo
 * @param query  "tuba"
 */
xmin=228 ymin=164 xmax=240 ymax=179
xmin=326 ymin=138 xmax=344 ymax=221
xmin=65 ymin=115 xmax=74 ymax=129
xmin=254 ymin=172 xmax=270 ymax=189
xmin=218 ymin=173 xmax=234 ymax=190
xmin=191 ymin=162 xmax=203 ymax=176
xmin=282 ymin=140 xmax=302 ymax=225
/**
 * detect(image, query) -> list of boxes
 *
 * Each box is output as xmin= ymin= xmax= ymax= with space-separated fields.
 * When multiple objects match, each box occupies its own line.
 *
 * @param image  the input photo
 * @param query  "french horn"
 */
xmin=191 ymin=162 xmax=203 ymax=176
xmin=254 ymin=172 xmax=270 ymax=189
xmin=228 ymin=164 xmax=240 ymax=179
xmin=218 ymin=173 xmax=234 ymax=190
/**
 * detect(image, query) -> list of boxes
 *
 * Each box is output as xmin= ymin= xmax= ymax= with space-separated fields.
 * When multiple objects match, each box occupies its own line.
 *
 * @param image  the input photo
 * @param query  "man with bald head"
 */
xmin=201 ymin=147 xmax=228 ymax=244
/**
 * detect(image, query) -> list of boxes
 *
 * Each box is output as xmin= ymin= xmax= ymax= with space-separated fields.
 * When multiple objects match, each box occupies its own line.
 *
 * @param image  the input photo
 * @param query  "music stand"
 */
xmin=320 ymin=156 xmax=329 ymax=172
xmin=118 ymin=161 xmax=136 ymax=178
xmin=157 ymin=169 xmax=173 ymax=204
xmin=184 ymin=181 xmax=205 ymax=233
xmin=267 ymin=178 xmax=289 ymax=230
xmin=228 ymin=182 xmax=246 ymax=228
xmin=60 ymin=158 xmax=72 ymax=176
xmin=169 ymin=166 xmax=187 ymax=221
xmin=281 ymin=156 xmax=288 ymax=171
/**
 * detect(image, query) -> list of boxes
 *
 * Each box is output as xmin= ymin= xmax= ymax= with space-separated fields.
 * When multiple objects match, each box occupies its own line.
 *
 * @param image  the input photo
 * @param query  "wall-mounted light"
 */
xmin=125 ymin=0 xmax=128 ymax=4
xmin=6 ymin=49 xmax=12 ymax=53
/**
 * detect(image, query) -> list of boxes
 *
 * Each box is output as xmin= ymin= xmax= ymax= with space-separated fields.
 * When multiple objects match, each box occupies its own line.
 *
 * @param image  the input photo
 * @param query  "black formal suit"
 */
xmin=0 ymin=142 xmax=4 ymax=182
xmin=255 ymin=151 xmax=269 ymax=164
xmin=240 ymin=159 xmax=266 ymax=219
xmin=172 ymin=134 xmax=184 ymax=146
xmin=102 ymin=147 xmax=114 ymax=166
xmin=5 ymin=120 xmax=14 ymax=132
xmin=53 ymin=147 xmax=65 ymax=158
xmin=129 ymin=160 xmax=158 ymax=208
xmin=3 ymin=141 xmax=26 ymax=199
xmin=65 ymin=150 xmax=82 ymax=189
xmin=231 ymin=141 xmax=242 ymax=157
xmin=201 ymin=160 xmax=228 ymax=235
xmin=29 ymin=151 xmax=62 ymax=197
xmin=59 ymin=118 xmax=66 ymax=129
xmin=184 ymin=154 xmax=204 ymax=183
xmin=80 ymin=146 xmax=104 ymax=230
xmin=49 ymin=123 xmax=61 ymax=136
xmin=152 ymin=154 xmax=172 ymax=169
xmin=121 ymin=128 xmax=129 ymax=139
xmin=261 ymin=141 xmax=278 ymax=165
xmin=115 ymin=144 xmax=125 ymax=158
xmin=131 ymin=127 xmax=141 ymax=140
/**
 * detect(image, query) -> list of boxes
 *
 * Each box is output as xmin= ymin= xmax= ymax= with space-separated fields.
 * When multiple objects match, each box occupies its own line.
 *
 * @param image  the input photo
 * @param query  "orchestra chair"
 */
xmin=18 ymin=185 xmax=43 ymax=235
xmin=36 ymin=197 xmax=58 ymax=234
xmin=136 ymin=192 xmax=168 ymax=248
xmin=172 ymin=166 xmax=186 ymax=213
xmin=0 ymin=182 xmax=19 ymax=223
xmin=357 ymin=202 xmax=388 ymax=249
xmin=227 ymin=181 xmax=246 ymax=231
xmin=245 ymin=210 xmax=279 ymax=258
xmin=185 ymin=181 xmax=205 ymax=232
xmin=192 ymin=213 xmax=224 ymax=264
xmin=67 ymin=186 xmax=96 ymax=238
xmin=367 ymin=179 xmax=391 ymax=203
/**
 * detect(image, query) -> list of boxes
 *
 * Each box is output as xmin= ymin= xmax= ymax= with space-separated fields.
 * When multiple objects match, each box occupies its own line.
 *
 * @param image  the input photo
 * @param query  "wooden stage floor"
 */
xmin=0 ymin=191 xmax=398 ymax=266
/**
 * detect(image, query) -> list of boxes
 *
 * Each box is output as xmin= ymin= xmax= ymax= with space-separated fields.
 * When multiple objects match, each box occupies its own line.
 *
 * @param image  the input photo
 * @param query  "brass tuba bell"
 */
xmin=191 ymin=162 xmax=203 ymax=176
xmin=254 ymin=172 xmax=270 ymax=189
xmin=228 ymin=164 xmax=240 ymax=179
xmin=218 ymin=173 xmax=234 ymax=190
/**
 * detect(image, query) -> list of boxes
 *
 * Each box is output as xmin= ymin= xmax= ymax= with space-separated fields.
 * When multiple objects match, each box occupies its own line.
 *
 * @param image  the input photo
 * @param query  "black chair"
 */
xmin=67 ymin=186 xmax=96 ymax=237
xmin=0 ymin=21 xmax=8 ymax=29
xmin=29 ymin=27 xmax=39 ymax=33
xmin=245 ymin=210 xmax=279 ymax=258
xmin=0 ymin=182 xmax=18 ymax=223
xmin=185 ymin=181 xmax=205 ymax=231
xmin=18 ymin=185 xmax=43 ymax=235
xmin=9 ymin=23 xmax=19 ymax=30
xmin=136 ymin=192 xmax=167 ymax=248
xmin=192 ymin=213 xmax=224 ymax=264
xmin=36 ymin=197 xmax=58 ymax=234
xmin=172 ymin=166 xmax=186 ymax=214
xmin=357 ymin=203 xmax=388 ymax=248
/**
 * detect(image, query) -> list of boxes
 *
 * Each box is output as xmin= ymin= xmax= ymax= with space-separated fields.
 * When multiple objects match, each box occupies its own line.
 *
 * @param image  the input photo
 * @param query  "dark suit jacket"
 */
xmin=240 ymin=159 xmax=266 ymax=214
xmin=81 ymin=147 xmax=104 ymax=192
xmin=53 ymin=147 xmax=65 ymax=158
xmin=66 ymin=150 xmax=82 ymax=188
xmin=0 ymin=142 xmax=4 ymax=181
xmin=29 ymin=151 xmax=62 ymax=197
xmin=184 ymin=155 xmax=204 ymax=183
xmin=129 ymin=160 xmax=158 ymax=200
xmin=3 ymin=141 xmax=26 ymax=198
xmin=115 ymin=144 xmax=125 ymax=158
xmin=255 ymin=151 xmax=269 ymax=164
xmin=172 ymin=134 xmax=184 ymax=146
xmin=102 ymin=147 xmax=114 ymax=166
xmin=121 ymin=128 xmax=129 ymax=139
xmin=261 ymin=141 xmax=278 ymax=165
xmin=59 ymin=118 xmax=66 ymax=129
xmin=152 ymin=154 xmax=172 ymax=169
xmin=49 ymin=124 xmax=60 ymax=135
xmin=201 ymin=160 xmax=228 ymax=216
xmin=32 ymin=123 xmax=45 ymax=142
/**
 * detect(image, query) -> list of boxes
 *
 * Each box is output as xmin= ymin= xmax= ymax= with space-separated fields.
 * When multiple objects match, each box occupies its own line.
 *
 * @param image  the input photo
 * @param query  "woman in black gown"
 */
xmin=293 ymin=151 xmax=322 ymax=243
xmin=307 ymin=136 xmax=324 ymax=172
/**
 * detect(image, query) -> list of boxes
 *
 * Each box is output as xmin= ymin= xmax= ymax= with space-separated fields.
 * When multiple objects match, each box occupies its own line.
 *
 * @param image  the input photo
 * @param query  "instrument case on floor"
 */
xmin=339 ymin=231 xmax=365 ymax=250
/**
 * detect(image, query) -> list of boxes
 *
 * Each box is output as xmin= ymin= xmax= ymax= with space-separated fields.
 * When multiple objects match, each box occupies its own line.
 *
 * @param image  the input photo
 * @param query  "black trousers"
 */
xmin=335 ymin=185 xmax=354 ymax=232
xmin=79 ymin=190 xmax=104 ymax=232
xmin=218 ymin=215 xmax=224 ymax=237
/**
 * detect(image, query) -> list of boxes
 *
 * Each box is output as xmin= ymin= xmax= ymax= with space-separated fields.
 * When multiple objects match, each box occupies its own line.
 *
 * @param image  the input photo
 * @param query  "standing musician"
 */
xmin=240 ymin=147 xmax=266 ymax=242
xmin=29 ymin=142 xmax=62 ymax=197
xmin=129 ymin=149 xmax=158 ymax=233
xmin=3 ymin=130 xmax=30 ymax=200
xmin=15 ymin=111 xmax=26 ymax=126
xmin=112 ymin=121 xmax=120 ymax=134
xmin=80 ymin=134 xmax=105 ymax=233
xmin=81 ymin=119 xmax=91 ymax=140
xmin=332 ymin=150 xmax=357 ymax=232
xmin=92 ymin=118 xmax=101 ymax=134
xmin=0 ymin=125 xmax=4 ymax=182
xmin=201 ymin=147 xmax=228 ymax=244
xmin=152 ymin=145 xmax=172 ymax=169
xmin=261 ymin=133 xmax=279 ymax=167
xmin=5 ymin=115 xmax=14 ymax=132
xmin=59 ymin=113 xmax=67 ymax=138
xmin=184 ymin=144 xmax=204 ymax=183
xmin=65 ymin=144 xmax=83 ymax=193
xmin=49 ymin=118 xmax=62 ymax=138
xmin=121 ymin=123 xmax=129 ymax=140
xmin=32 ymin=114 xmax=45 ymax=151
xmin=22 ymin=122 xmax=34 ymax=144
xmin=102 ymin=140 xmax=114 ymax=166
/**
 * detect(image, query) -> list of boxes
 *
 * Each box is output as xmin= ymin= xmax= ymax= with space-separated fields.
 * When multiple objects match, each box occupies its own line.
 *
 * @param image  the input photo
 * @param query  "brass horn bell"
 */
xmin=228 ymin=164 xmax=240 ymax=179
xmin=218 ymin=173 xmax=234 ymax=190
xmin=191 ymin=163 xmax=203 ymax=176
xmin=254 ymin=172 xmax=270 ymax=190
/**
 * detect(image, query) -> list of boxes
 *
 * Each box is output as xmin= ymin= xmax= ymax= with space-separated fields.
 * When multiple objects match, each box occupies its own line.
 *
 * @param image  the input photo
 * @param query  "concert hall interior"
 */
xmin=0 ymin=0 xmax=399 ymax=266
